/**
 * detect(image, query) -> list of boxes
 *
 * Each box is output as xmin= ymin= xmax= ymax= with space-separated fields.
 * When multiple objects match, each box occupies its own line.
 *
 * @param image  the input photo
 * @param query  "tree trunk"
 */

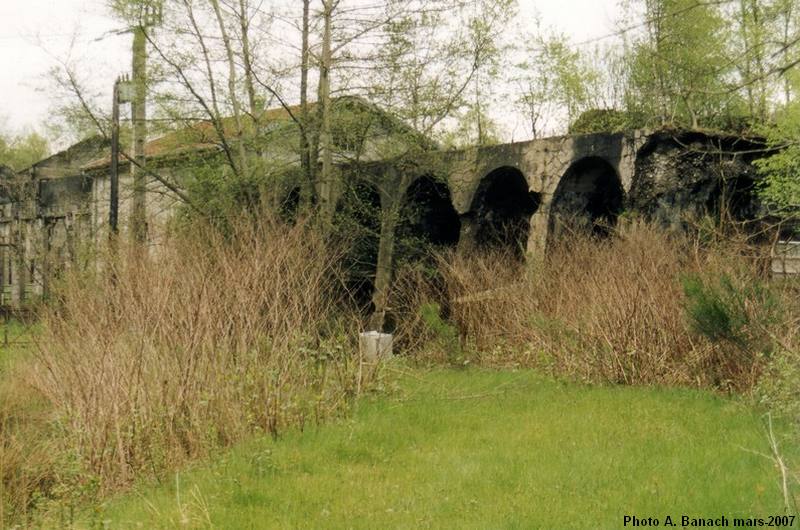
xmin=317 ymin=0 xmax=335 ymax=224
xmin=239 ymin=0 xmax=258 ymax=117
xmin=211 ymin=0 xmax=249 ymax=178
xmin=368 ymin=195 xmax=400 ymax=332
xmin=750 ymin=0 xmax=768 ymax=119
xmin=299 ymin=0 xmax=314 ymax=210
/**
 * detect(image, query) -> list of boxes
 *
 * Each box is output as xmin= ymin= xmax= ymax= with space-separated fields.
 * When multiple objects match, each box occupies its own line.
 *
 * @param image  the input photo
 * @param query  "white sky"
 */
xmin=0 ymin=0 xmax=619 ymax=135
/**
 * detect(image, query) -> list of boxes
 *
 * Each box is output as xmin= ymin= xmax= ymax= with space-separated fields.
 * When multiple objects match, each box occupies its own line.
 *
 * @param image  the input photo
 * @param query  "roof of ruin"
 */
xmin=81 ymin=96 xmax=432 ymax=171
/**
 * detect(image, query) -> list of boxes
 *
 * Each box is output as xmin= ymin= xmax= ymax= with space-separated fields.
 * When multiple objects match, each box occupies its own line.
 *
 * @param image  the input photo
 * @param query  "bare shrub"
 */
xmin=389 ymin=262 xmax=451 ymax=362
xmin=396 ymin=221 xmax=792 ymax=389
xmin=26 ymin=216 xmax=363 ymax=494
xmin=0 ymin=366 xmax=56 ymax=525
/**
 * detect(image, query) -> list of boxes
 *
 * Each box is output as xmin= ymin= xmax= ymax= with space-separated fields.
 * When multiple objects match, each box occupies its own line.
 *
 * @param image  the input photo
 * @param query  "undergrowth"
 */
xmin=3 ymin=217 xmax=800 ymax=525
xmin=392 ymin=221 xmax=800 ymax=391
xmin=0 ymin=216 xmax=371 ymax=525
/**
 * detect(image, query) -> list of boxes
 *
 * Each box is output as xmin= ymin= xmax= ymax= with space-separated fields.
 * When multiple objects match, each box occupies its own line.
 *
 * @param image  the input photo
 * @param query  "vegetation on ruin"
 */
xmin=4 ymin=0 xmax=800 ymax=526
xmin=1 ymin=219 xmax=798 ymax=526
xmin=0 ymin=130 xmax=49 ymax=172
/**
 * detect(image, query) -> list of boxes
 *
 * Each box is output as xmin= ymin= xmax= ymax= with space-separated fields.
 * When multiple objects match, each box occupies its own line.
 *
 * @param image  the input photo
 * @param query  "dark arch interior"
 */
xmin=703 ymin=176 xmax=758 ymax=222
xmin=550 ymin=157 xmax=624 ymax=240
xmin=279 ymin=186 xmax=301 ymax=223
xmin=396 ymin=176 xmax=461 ymax=262
xmin=472 ymin=167 xmax=540 ymax=257
xmin=334 ymin=180 xmax=382 ymax=308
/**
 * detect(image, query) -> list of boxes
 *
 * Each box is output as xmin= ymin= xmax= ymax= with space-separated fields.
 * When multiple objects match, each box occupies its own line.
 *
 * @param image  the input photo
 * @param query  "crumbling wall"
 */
xmin=0 ymin=127 xmax=771 ymax=314
xmin=628 ymin=131 xmax=763 ymax=229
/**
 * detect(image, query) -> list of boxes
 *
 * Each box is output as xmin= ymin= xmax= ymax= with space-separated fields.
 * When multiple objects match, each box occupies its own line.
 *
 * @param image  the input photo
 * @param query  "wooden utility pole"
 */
xmin=130 ymin=24 xmax=148 ymax=244
xmin=111 ymin=75 xmax=134 ymax=238
xmin=110 ymin=77 xmax=121 ymax=236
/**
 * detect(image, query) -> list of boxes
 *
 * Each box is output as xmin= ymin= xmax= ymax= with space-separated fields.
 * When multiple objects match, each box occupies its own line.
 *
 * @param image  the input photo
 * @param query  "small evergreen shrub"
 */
xmin=419 ymin=302 xmax=464 ymax=366
xmin=681 ymin=272 xmax=779 ymax=350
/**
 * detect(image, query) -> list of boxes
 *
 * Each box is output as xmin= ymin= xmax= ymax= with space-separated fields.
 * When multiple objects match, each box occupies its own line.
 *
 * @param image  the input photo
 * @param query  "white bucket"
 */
xmin=358 ymin=331 xmax=393 ymax=361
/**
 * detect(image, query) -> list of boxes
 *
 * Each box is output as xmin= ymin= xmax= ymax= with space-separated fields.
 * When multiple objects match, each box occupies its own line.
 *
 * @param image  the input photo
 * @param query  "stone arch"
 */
xmin=549 ymin=157 xmax=624 ymax=241
xmin=470 ymin=166 xmax=541 ymax=257
xmin=396 ymin=175 xmax=460 ymax=260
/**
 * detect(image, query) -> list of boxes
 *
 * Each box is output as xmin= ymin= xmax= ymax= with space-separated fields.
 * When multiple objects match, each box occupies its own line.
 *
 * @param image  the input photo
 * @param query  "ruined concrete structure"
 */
xmin=0 ymin=137 xmax=106 ymax=306
xmin=363 ymin=129 xmax=760 ymax=259
xmin=0 ymin=110 xmax=763 ymax=309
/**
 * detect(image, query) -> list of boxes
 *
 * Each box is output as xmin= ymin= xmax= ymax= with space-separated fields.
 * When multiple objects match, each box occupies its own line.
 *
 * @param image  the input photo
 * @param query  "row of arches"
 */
xmin=281 ymin=156 xmax=628 ymax=262
xmin=319 ymin=157 xmax=627 ymax=309
xmin=464 ymin=157 xmax=625 ymax=255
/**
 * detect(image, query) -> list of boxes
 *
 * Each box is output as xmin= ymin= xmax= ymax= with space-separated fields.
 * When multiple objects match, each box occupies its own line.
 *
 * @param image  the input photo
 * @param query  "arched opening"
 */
xmin=549 ymin=157 xmax=624 ymax=241
xmin=396 ymin=176 xmax=460 ymax=263
xmin=385 ymin=176 xmax=461 ymax=336
xmin=703 ymin=175 xmax=758 ymax=223
xmin=334 ymin=180 xmax=382 ymax=308
xmin=471 ymin=166 xmax=540 ymax=257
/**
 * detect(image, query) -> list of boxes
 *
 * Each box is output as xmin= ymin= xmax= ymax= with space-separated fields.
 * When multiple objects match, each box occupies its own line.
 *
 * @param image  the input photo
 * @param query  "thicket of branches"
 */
xmin=39 ymin=0 xmax=800 ymax=224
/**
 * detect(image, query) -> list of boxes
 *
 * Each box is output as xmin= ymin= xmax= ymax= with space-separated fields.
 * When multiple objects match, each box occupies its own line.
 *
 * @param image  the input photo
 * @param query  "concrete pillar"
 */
xmin=456 ymin=213 xmax=477 ymax=254
xmin=526 ymin=196 xmax=552 ymax=263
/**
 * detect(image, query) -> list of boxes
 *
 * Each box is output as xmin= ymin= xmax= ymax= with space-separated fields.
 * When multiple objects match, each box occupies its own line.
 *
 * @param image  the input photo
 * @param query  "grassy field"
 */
xmin=83 ymin=367 xmax=796 ymax=530
xmin=0 ymin=318 xmax=35 ymax=364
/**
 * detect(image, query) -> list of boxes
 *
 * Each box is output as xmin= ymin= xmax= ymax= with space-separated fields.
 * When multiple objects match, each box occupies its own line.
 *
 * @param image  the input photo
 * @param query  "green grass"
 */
xmin=87 ymin=368 xmax=795 ymax=529
xmin=0 ymin=318 xmax=36 ymax=369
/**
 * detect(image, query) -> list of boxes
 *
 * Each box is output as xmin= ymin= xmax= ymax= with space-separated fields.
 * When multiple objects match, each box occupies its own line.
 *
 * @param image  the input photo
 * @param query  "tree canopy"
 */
xmin=37 ymin=0 xmax=800 ymax=221
xmin=0 ymin=130 xmax=50 ymax=171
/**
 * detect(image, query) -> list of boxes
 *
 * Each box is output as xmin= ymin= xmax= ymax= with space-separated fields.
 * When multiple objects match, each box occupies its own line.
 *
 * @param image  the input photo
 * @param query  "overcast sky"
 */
xmin=0 ymin=0 xmax=619 ymax=135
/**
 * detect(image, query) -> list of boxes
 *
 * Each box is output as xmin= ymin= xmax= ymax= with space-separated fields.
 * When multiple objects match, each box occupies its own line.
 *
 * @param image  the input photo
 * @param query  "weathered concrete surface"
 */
xmin=627 ymin=131 xmax=763 ymax=228
xmin=435 ymin=131 xmax=644 ymax=256
xmin=358 ymin=128 xmax=758 ymax=261
xmin=0 ymin=140 xmax=104 ymax=307
xmin=0 ymin=126 xmax=765 ymax=309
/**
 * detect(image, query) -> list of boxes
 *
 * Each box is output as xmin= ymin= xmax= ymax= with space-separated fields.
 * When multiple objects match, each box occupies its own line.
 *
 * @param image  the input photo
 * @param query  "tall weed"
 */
xmin=11 ymin=215 xmax=364 ymax=515
xmin=395 ymin=221 xmax=796 ymax=390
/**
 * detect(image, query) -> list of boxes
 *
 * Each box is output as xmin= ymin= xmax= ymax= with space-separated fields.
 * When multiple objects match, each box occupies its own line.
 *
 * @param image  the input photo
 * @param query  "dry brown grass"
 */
xmin=0 ymin=364 xmax=57 ymax=526
xmin=1 ymin=215 xmax=368 ymax=522
xmin=394 ymin=221 xmax=797 ymax=389
xmin=2 ymin=215 xmax=798 ymax=524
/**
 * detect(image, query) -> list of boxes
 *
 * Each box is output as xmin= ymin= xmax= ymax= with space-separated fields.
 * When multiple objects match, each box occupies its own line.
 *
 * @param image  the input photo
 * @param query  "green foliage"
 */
xmin=681 ymin=273 xmax=778 ymax=350
xmin=332 ymin=179 xmax=382 ymax=305
xmin=439 ymin=106 xmax=502 ymax=149
xmin=568 ymin=108 xmax=642 ymax=134
xmin=541 ymin=36 xmax=598 ymax=124
xmin=623 ymin=0 xmax=734 ymax=129
xmin=367 ymin=0 xmax=515 ymax=146
xmin=0 ymin=131 xmax=49 ymax=171
xmin=107 ymin=0 xmax=162 ymax=24
xmin=183 ymin=161 xmax=268 ymax=221
xmin=550 ymin=36 xmax=595 ymax=120
xmin=754 ymin=95 xmax=800 ymax=219
xmin=758 ymin=347 xmax=800 ymax=428
xmin=513 ymin=32 xmax=605 ymax=136
xmin=682 ymin=274 xmax=745 ymax=343
xmin=419 ymin=302 xmax=463 ymax=365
